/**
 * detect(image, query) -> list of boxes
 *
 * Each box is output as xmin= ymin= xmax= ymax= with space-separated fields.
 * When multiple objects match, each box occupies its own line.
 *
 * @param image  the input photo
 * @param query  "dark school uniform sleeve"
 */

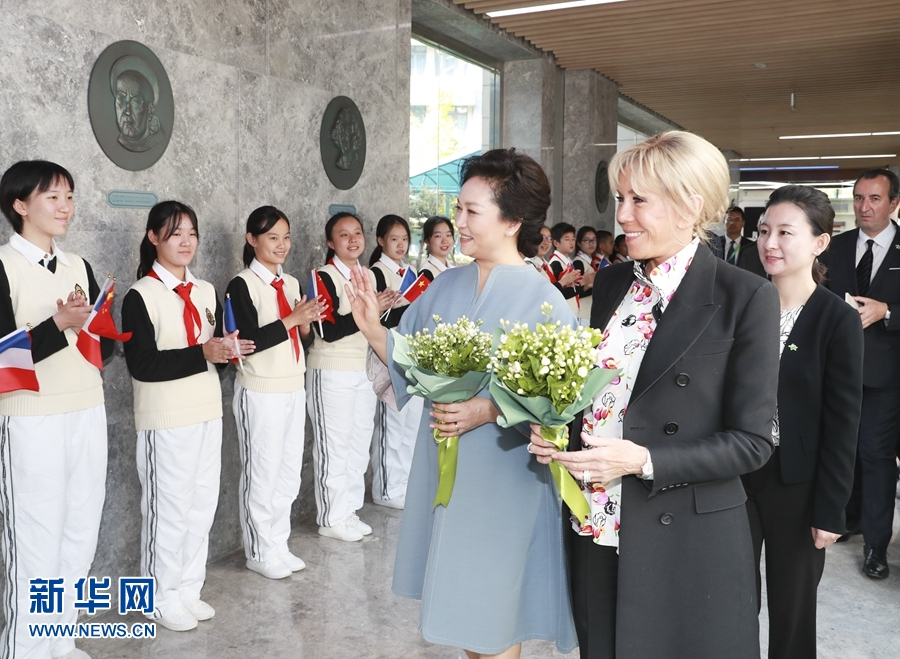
xmin=420 ymin=268 xmax=435 ymax=282
xmin=0 ymin=260 xmax=69 ymax=363
xmin=226 ymin=277 xmax=289 ymax=354
xmin=573 ymin=260 xmax=592 ymax=298
xmin=312 ymin=271 xmax=360 ymax=342
xmin=549 ymin=260 xmax=579 ymax=300
xmin=121 ymin=288 xmax=209 ymax=382
xmin=382 ymin=303 xmax=407 ymax=329
xmin=84 ymin=259 xmax=115 ymax=362
xmin=372 ymin=267 xmax=388 ymax=293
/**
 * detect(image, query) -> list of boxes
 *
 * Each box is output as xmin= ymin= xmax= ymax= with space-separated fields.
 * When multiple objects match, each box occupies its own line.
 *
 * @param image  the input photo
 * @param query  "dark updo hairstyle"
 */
xmin=0 ymin=160 xmax=75 ymax=234
xmin=368 ymin=214 xmax=411 ymax=267
xmin=422 ymin=215 xmax=454 ymax=254
xmin=244 ymin=206 xmax=290 ymax=267
xmin=764 ymin=185 xmax=834 ymax=285
xmin=458 ymin=148 xmax=551 ymax=258
xmin=324 ymin=211 xmax=364 ymax=264
xmin=137 ymin=200 xmax=200 ymax=279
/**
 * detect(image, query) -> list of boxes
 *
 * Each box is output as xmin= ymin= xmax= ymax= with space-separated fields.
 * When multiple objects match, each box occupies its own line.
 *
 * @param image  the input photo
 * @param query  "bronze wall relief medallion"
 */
xmin=88 ymin=40 xmax=174 ymax=171
xmin=319 ymin=96 xmax=366 ymax=190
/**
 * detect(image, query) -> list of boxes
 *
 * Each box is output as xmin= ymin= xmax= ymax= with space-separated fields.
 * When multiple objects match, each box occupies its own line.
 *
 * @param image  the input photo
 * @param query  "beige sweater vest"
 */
xmin=234 ymin=269 xmax=306 ymax=393
xmin=0 ymin=244 xmax=104 ymax=416
xmin=129 ymin=276 xmax=222 ymax=430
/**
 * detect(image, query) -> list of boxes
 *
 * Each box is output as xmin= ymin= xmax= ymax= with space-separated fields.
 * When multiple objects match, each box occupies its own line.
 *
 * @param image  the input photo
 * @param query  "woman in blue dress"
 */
xmin=348 ymin=149 xmax=578 ymax=659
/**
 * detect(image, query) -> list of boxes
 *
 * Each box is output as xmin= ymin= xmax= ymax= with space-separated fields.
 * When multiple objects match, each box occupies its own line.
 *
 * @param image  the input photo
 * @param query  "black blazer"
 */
xmin=774 ymin=286 xmax=863 ymax=533
xmin=713 ymin=234 xmax=767 ymax=278
xmin=821 ymin=226 xmax=900 ymax=388
xmin=586 ymin=244 xmax=780 ymax=659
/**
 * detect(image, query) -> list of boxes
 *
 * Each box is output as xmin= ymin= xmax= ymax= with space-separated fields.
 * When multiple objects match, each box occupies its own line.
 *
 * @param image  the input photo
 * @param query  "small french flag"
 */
xmin=0 ymin=328 xmax=39 ymax=394
xmin=398 ymin=267 xmax=417 ymax=293
xmin=224 ymin=294 xmax=243 ymax=370
xmin=76 ymin=277 xmax=132 ymax=370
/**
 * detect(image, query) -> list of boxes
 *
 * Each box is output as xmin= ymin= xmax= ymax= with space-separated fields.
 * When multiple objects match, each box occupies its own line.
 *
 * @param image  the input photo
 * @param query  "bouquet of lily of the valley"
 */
xmin=391 ymin=315 xmax=493 ymax=508
xmin=489 ymin=303 xmax=620 ymax=523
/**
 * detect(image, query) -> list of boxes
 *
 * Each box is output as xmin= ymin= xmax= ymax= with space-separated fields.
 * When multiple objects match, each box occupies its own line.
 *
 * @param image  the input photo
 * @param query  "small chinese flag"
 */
xmin=401 ymin=273 xmax=431 ymax=304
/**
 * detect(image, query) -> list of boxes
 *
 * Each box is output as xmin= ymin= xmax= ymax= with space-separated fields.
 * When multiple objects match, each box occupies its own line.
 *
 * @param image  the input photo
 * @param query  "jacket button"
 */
xmin=675 ymin=373 xmax=690 ymax=387
xmin=660 ymin=513 xmax=674 ymax=525
xmin=664 ymin=422 xmax=678 ymax=435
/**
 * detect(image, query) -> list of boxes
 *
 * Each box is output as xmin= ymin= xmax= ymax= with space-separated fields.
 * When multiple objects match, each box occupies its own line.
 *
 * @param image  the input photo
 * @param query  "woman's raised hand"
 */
xmin=347 ymin=265 xmax=384 ymax=339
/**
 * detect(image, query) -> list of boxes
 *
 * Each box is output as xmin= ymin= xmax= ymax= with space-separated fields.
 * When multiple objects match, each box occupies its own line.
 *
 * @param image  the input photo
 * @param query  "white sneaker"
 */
xmin=372 ymin=495 xmax=405 ymax=510
xmin=56 ymin=649 xmax=91 ymax=659
xmin=181 ymin=598 xmax=215 ymax=621
xmin=246 ymin=557 xmax=292 ymax=580
xmin=151 ymin=605 xmax=198 ymax=632
xmin=280 ymin=551 xmax=307 ymax=572
xmin=318 ymin=517 xmax=363 ymax=542
xmin=351 ymin=513 xmax=373 ymax=536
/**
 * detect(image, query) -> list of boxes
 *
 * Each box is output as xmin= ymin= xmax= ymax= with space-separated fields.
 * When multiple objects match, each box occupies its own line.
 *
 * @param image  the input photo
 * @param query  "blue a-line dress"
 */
xmin=387 ymin=262 xmax=579 ymax=655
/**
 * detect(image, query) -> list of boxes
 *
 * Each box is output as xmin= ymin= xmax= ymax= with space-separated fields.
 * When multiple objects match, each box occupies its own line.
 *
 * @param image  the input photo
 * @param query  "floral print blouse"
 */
xmin=771 ymin=306 xmax=803 ymax=447
xmin=572 ymin=238 xmax=700 ymax=548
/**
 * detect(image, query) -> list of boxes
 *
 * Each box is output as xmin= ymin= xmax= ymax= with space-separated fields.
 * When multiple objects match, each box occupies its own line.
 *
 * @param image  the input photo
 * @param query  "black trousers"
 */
xmin=854 ymin=386 xmax=900 ymax=548
xmin=743 ymin=449 xmax=825 ymax=659
xmin=567 ymin=530 xmax=618 ymax=659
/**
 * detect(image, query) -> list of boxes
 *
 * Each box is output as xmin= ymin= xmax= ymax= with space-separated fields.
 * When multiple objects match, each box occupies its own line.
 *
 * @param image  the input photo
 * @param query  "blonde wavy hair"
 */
xmin=608 ymin=131 xmax=730 ymax=241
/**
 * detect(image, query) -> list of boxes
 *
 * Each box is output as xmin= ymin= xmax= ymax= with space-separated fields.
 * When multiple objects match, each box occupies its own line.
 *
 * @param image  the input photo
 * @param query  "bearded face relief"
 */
xmin=331 ymin=107 xmax=362 ymax=171
xmin=109 ymin=56 xmax=166 ymax=153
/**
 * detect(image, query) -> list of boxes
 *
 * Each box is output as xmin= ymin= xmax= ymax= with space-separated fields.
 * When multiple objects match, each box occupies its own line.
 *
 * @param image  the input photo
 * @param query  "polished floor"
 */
xmin=79 ymin=500 xmax=900 ymax=659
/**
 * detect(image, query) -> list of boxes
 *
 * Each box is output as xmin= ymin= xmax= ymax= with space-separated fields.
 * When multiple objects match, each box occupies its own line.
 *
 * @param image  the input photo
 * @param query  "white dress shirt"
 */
xmin=855 ymin=222 xmax=896 ymax=283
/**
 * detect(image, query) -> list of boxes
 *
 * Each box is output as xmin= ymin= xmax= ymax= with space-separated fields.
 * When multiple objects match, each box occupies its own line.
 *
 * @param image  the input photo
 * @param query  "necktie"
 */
xmin=398 ymin=268 xmax=405 ymax=277
xmin=272 ymin=279 xmax=300 ymax=362
xmin=44 ymin=256 xmax=57 ymax=273
xmin=174 ymin=283 xmax=202 ymax=346
xmin=726 ymin=240 xmax=736 ymax=264
xmin=857 ymin=239 xmax=874 ymax=296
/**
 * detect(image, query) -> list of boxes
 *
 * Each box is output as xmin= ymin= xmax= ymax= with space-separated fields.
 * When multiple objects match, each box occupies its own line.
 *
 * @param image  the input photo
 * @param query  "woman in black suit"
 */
xmin=529 ymin=131 xmax=780 ymax=659
xmin=744 ymin=185 xmax=863 ymax=659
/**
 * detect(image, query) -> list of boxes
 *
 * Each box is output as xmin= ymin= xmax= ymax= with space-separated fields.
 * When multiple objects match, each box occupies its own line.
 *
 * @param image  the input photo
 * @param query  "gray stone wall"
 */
xmin=562 ymin=70 xmax=618 ymax=232
xmin=0 ymin=0 xmax=410 ymax=600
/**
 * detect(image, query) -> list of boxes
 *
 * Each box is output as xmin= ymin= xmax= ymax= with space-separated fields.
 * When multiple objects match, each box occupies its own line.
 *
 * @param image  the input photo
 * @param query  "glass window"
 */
xmin=409 ymin=38 xmax=499 ymax=263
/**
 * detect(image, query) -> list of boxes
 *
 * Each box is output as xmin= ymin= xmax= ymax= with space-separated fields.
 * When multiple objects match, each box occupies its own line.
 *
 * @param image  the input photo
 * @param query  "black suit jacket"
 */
xmin=774 ymin=285 xmax=863 ymax=532
xmin=713 ymin=234 xmax=767 ymax=278
xmin=821 ymin=226 xmax=900 ymax=388
xmin=586 ymin=244 xmax=779 ymax=659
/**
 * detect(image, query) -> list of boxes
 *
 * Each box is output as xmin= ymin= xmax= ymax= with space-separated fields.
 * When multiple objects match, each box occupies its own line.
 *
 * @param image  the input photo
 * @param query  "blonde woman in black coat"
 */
xmin=529 ymin=131 xmax=780 ymax=659
xmin=744 ymin=185 xmax=863 ymax=659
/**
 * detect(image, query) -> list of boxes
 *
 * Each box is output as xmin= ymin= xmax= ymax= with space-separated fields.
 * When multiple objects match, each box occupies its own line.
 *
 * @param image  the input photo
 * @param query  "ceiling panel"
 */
xmin=455 ymin=0 xmax=900 ymax=171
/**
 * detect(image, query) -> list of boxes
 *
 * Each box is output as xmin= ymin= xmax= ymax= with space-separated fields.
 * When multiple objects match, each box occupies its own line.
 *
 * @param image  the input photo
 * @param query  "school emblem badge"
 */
xmin=74 ymin=283 xmax=87 ymax=299
xmin=205 ymin=308 xmax=215 ymax=325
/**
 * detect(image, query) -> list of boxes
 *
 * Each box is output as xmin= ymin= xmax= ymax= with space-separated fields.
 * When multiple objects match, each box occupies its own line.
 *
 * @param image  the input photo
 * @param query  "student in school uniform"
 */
xmin=547 ymin=222 xmax=583 ymax=316
xmin=369 ymin=215 xmax=424 ymax=510
xmin=418 ymin=215 xmax=455 ymax=282
xmin=121 ymin=201 xmax=253 ymax=633
xmin=593 ymin=229 xmax=614 ymax=270
xmin=226 ymin=206 xmax=324 ymax=579
xmin=0 ymin=160 xmax=112 ymax=659
xmin=573 ymin=226 xmax=599 ymax=326
xmin=307 ymin=212 xmax=396 ymax=541
xmin=526 ymin=225 xmax=553 ymax=278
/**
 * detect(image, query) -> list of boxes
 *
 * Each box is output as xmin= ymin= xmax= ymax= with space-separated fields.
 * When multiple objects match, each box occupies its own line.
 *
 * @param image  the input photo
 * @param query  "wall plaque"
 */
xmin=595 ymin=160 xmax=610 ymax=214
xmin=88 ymin=40 xmax=174 ymax=171
xmin=328 ymin=204 xmax=357 ymax=217
xmin=320 ymin=96 xmax=366 ymax=190
xmin=107 ymin=190 xmax=159 ymax=209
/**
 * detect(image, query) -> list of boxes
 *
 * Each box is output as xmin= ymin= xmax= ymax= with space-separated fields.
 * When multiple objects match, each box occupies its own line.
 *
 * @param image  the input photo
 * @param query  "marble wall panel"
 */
xmin=0 ymin=0 xmax=412 ymax=612
xmin=562 ymin=70 xmax=618 ymax=231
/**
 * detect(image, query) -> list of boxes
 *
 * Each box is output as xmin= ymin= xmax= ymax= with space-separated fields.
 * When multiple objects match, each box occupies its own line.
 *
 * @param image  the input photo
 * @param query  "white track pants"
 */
xmin=306 ymin=369 xmax=377 ymax=527
xmin=371 ymin=397 xmax=423 ymax=501
xmin=136 ymin=419 xmax=221 ymax=615
xmin=0 ymin=405 xmax=107 ymax=659
xmin=233 ymin=383 xmax=305 ymax=562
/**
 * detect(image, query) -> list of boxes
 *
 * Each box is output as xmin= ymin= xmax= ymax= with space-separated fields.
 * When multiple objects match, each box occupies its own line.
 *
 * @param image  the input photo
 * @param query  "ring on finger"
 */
xmin=582 ymin=470 xmax=592 ymax=488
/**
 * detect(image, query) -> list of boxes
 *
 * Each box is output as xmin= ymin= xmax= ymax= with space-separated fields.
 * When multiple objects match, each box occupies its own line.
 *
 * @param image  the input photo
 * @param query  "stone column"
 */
xmin=561 ymin=70 xmax=618 ymax=231
xmin=501 ymin=57 xmax=563 ymax=223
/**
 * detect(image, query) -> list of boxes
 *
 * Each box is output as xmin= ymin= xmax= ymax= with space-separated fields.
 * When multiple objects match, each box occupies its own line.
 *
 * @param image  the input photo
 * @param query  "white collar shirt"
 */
xmin=856 ymin=222 xmax=897 ymax=282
